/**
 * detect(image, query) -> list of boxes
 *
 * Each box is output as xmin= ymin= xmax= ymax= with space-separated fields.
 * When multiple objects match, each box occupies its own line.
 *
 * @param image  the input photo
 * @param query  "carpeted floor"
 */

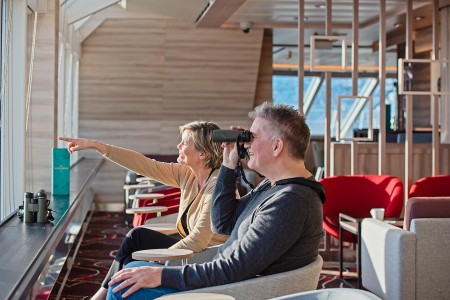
xmin=50 ymin=211 xmax=356 ymax=299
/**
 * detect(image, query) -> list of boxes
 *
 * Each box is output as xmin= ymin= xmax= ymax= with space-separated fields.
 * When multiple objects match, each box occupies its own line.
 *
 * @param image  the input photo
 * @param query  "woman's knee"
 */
xmin=126 ymin=227 xmax=146 ymax=238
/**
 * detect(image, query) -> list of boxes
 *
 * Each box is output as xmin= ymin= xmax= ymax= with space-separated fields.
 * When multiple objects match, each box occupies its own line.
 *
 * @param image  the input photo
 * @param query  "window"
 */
xmin=273 ymin=74 xmax=397 ymax=137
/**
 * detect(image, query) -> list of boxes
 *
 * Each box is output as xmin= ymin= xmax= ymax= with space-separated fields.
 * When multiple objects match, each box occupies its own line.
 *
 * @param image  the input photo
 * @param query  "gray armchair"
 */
xmin=361 ymin=217 xmax=450 ymax=300
xmin=176 ymin=255 xmax=323 ymax=300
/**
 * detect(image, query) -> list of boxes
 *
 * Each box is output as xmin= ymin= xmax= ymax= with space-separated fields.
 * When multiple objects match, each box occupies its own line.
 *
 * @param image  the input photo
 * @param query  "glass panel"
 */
xmin=355 ymin=78 xmax=398 ymax=133
xmin=306 ymin=77 xmax=370 ymax=136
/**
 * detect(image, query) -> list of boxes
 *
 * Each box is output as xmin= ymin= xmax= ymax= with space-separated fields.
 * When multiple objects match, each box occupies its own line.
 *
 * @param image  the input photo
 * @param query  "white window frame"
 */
xmin=1 ymin=0 xmax=27 ymax=220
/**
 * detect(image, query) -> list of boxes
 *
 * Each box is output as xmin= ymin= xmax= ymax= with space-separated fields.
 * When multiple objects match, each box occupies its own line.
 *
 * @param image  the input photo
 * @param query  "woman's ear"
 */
xmin=199 ymin=151 xmax=207 ymax=160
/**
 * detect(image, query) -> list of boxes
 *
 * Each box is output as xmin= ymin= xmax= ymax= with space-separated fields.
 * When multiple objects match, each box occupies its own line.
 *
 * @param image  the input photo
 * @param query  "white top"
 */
xmin=156 ymin=293 xmax=234 ymax=300
xmin=132 ymin=248 xmax=193 ymax=261
xmin=140 ymin=223 xmax=178 ymax=235
xmin=125 ymin=206 xmax=168 ymax=214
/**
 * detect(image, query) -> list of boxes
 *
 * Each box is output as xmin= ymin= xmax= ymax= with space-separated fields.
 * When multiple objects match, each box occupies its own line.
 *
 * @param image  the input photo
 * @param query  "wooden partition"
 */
xmin=79 ymin=18 xmax=270 ymax=206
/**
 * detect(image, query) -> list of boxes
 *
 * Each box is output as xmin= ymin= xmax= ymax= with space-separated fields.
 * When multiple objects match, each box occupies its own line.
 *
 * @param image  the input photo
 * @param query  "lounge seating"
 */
xmin=361 ymin=197 xmax=450 ymax=300
xmin=408 ymin=175 xmax=450 ymax=198
xmin=176 ymin=255 xmax=323 ymax=300
xmin=319 ymin=175 xmax=404 ymax=243
xmin=132 ymin=187 xmax=181 ymax=227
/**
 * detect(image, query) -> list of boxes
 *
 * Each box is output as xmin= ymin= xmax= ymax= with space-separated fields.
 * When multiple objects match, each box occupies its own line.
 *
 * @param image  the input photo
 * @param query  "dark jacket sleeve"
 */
xmin=210 ymin=166 xmax=247 ymax=234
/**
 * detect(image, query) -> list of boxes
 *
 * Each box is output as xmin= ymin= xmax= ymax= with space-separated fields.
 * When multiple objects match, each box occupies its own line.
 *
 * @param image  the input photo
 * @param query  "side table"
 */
xmin=339 ymin=213 xmax=362 ymax=288
xmin=140 ymin=223 xmax=178 ymax=235
xmin=339 ymin=213 xmax=404 ymax=289
xmin=126 ymin=206 xmax=168 ymax=217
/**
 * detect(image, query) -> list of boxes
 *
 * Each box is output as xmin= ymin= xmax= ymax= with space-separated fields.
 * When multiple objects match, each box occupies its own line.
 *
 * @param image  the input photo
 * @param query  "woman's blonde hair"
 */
xmin=179 ymin=121 xmax=223 ymax=169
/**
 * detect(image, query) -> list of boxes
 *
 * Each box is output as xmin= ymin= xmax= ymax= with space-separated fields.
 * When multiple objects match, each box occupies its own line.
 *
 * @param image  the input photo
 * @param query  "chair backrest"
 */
xmin=404 ymin=197 xmax=450 ymax=230
xmin=408 ymin=175 xmax=450 ymax=198
xmin=362 ymin=217 xmax=450 ymax=300
xmin=320 ymin=175 xmax=403 ymax=240
xmin=410 ymin=218 xmax=450 ymax=300
xmin=181 ymin=255 xmax=323 ymax=300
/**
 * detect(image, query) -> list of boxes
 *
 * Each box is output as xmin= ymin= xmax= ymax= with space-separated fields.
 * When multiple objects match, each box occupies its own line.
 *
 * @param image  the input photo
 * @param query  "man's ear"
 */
xmin=273 ymin=139 xmax=283 ymax=156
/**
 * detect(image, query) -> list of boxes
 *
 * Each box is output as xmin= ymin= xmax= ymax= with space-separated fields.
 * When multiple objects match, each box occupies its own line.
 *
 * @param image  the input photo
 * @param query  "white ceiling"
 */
xmin=70 ymin=0 xmax=435 ymax=49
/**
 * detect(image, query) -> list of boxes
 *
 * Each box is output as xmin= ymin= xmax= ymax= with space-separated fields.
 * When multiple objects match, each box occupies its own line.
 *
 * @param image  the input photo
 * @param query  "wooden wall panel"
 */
xmin=79 ymin=18 xmax=265 ymax=207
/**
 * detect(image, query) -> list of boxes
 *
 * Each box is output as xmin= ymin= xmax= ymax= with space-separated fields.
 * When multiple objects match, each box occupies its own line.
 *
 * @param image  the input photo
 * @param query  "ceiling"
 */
xmin=118 ymin=0 xmax=434 ymax=47
xmin=69 ymin=0 xmax=437 ymax=68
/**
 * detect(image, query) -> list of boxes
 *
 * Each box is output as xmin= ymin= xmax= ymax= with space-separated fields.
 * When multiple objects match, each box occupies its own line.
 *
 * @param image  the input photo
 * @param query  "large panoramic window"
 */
xmin=273 ymin=74 xmax=397 ymax=137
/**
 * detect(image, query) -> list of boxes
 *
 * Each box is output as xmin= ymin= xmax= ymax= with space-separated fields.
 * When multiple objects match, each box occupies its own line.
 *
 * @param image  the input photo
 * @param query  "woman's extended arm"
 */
xmin=59 ymin=137 xmax=108 ymax=155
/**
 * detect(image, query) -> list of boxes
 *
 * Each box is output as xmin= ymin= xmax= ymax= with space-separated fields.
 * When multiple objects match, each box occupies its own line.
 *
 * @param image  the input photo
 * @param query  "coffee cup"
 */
xmin=370 ymin=208 xmax=385 ymax=220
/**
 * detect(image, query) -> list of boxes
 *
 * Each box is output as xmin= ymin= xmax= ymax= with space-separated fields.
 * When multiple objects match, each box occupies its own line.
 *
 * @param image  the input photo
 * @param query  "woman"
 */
xmin=59 ymin=121 xmax=229 ymax=300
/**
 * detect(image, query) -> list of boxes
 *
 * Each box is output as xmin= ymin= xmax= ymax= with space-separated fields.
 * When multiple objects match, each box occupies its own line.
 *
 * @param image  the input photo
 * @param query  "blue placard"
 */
xmin=52 ymin=148 xmax=70 ymax=195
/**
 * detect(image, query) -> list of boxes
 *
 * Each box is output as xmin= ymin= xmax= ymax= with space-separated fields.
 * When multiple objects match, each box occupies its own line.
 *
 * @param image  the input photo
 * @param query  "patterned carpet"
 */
xmin=50 ymin=211 xmax=356 ymax=299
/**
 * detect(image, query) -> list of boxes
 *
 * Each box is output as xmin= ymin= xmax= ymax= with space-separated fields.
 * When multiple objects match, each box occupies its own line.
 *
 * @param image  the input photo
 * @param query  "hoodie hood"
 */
xmin=275 ymin=177 xmax=326 ymax=204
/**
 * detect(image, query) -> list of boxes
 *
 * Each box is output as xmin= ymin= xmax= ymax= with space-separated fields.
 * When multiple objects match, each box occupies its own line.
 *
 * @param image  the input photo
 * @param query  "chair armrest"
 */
xmin=361 ymin=219 xmax=416 ymax=300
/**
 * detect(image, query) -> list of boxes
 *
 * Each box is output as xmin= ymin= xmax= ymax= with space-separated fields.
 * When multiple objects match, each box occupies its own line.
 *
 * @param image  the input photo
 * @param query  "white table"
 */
xmin=129 ymin=193 xmax=165 ymax=204
xmin=156 ymin=293 xmax=235 ymax=300
xmin=132 ymin=248 xmax=193 ymax=265
xmin=140 ymin=223 xmax=178 ymax=235
xmin=126 ymin=206 xmax=168 ymax=217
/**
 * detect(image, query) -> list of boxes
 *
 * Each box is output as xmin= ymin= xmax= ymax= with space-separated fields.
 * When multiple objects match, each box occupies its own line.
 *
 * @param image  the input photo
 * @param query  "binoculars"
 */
xmin=23 ymin=190 xmax=51 ymax=223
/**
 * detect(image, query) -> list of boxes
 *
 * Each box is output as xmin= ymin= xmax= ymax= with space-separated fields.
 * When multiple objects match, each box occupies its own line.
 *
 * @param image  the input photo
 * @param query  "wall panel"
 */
xmin=79 ymin=18 xmax=267 ymax=206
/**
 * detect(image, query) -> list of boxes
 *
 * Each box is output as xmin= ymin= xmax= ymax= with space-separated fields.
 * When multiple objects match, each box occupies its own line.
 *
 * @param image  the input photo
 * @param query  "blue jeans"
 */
xmin=106 ymin=261 xmax=179 ymax=300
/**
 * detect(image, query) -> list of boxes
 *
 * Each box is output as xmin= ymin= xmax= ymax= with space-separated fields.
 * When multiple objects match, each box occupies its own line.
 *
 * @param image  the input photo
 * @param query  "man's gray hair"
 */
xmin=249 ymin=102 xmax=310 ymax=159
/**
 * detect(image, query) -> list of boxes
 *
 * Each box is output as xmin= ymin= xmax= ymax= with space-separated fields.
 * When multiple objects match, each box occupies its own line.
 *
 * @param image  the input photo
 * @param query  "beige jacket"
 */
xmin=104 ymin=145 xmax=228 ymax=252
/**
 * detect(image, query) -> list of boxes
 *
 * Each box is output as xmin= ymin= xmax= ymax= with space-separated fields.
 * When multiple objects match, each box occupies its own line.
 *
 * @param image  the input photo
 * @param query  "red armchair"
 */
xmin=319 ymin=175 xmax=404 ymax=242
xmin=132 ymin=187 xmax=181 ymax=227
xmin=408 ymin=175 xmax=450 ymax=198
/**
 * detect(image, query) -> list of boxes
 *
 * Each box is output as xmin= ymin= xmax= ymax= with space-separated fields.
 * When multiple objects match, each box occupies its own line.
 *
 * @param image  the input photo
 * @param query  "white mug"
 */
xmin=370 ymin=208 xmax=385 ymax=220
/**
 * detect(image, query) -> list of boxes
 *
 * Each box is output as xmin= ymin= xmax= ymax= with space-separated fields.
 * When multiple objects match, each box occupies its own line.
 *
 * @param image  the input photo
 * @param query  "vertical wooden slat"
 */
xmin=431 ymin=0 xmax=440 ymax=175
xmin=378 ymin=0 xmax=387 ymax=175
xmin=324 ymin=0 xmax=332 ymax=177
xmin=298 ymin=0 xmax=305 ymax=114
xmin=350 ymin=0 xmax=359 ymax=175
xmin=405 ymin=0 xmax=414 ymax=204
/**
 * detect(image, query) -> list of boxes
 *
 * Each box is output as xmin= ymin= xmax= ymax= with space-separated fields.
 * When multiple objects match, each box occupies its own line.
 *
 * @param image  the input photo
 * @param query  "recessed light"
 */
xmin=394 ymin=23 xmax=402 ymax=28
xmin=415 ymin=16 xmax=424 ymax=21
xmin=316 ymin=4 xmax=326 ymax=9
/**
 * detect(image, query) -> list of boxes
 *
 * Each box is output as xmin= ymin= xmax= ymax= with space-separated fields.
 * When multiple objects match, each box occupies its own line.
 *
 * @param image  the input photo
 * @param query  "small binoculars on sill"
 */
xmin=18 ymin=189 xmax=55 ymax=223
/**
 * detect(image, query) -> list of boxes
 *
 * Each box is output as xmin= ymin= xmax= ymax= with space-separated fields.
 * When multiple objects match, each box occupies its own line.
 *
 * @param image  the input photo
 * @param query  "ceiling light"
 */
xmin=415 ymin=16 xmax=424 ymax=21
xmin=394 ymin=23 xmax=402 ymax=28
xmin=316 ymin=4 xmax=326 ymax=9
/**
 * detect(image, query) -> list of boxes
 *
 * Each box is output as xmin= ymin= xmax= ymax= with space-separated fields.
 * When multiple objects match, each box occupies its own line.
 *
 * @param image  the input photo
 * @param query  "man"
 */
xmin=107 ymin=102 xmax=325 ymax=299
